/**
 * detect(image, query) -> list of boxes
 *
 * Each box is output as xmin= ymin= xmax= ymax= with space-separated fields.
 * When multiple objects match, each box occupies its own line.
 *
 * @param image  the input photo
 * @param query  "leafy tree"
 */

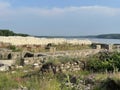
xmin=0 ymin=29 xmax=29 ymax=36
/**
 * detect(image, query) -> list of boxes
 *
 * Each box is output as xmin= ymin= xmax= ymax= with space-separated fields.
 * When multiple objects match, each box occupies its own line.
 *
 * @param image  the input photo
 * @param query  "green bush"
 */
xmin=94 ymin=78 xmax=120 ymax=90
xmin=9 ymin=45 xmax=21 ymax=52
xmin=87 ymin=52 xmax=120 ymax=72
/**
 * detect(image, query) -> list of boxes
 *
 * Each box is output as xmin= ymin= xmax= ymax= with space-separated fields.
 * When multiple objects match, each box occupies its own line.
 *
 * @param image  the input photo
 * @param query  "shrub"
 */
xmin=87 ymin=52 xmax=120 ymax=72
xmin=94 ymin=78 xmax=120 ymax=90
xmin=9 ymin=45 xmax=21 ymax=52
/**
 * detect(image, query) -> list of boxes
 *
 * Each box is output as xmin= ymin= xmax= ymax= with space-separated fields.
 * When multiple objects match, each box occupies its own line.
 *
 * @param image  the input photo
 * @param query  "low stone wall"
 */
xmin=48 ymin=49 xmax=101 ymax=57
xmin=0 ymin=60 xmax=15 ymax=66
xmin=21 ymin=49 xmax=102 ymax=73
xmin=59 ymin=61 xmax=84 ymax=72
xmin=24 ymin=57 xmax=44 ymax=65
xmin=40 ymin=60 xmax=85 ymax=74
xmin=22 ymin=49 xmax=102 ymax=66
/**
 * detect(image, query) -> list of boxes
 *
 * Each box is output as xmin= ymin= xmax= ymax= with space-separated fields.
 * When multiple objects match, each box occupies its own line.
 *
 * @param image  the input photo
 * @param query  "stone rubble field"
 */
xmin=0 ymin=36 xmax=92 ymax=45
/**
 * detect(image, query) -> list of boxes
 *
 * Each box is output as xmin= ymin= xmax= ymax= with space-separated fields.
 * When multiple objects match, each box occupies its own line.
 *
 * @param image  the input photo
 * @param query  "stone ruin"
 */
xmin=40 ymin=60 xmax=85 ymax=74
xmin=92 ymin=43 xmax=113 ymax=51
xmin=0 ymin=48 xmax=13 ymax=60
xmin=0 ymin=43 xmax=115 ymax=72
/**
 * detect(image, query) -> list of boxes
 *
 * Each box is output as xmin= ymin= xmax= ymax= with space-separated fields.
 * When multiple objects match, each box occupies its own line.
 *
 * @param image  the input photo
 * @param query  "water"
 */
xmin=38 ymin=36 xmax=120 ymax=44
xmin=80 ymin=38 xmax=120 ymax=44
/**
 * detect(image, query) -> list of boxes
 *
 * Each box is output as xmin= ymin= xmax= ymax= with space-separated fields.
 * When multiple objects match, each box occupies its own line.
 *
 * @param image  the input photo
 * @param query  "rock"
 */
xmin=16 ymin=65 xmax=23 ymax=69
xmin=70 ymin=76 xmax=77 ymax=84
xmin=85 ymin=75 xmax=95 ymax=85
xmin=11 ymin=71 xmax=16 ymax=74
xmin=0 ymin=65 xmax=10 ymax=71
xmin=66 ymin=65 xmax=70 ymax=69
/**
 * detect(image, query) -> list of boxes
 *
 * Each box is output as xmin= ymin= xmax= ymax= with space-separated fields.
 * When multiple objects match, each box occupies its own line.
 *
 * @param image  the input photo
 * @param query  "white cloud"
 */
xmin=17 ymin=6 xmax=120 ymax=16
xmin=0 ymin=1 xmax=120 ymax=18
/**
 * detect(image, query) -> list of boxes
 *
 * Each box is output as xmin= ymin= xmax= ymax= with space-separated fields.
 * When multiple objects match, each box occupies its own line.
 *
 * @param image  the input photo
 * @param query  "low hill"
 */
xmin=78 ymin=34 xmax=120 ymax=39
xmin=95 ymin=34 xmax=120 ymax=39
xmin=0 ymin=30 xmax=29 ymax=36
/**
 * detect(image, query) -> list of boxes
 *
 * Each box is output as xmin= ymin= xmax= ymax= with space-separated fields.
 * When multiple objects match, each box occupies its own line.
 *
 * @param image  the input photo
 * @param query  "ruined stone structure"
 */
xmin=0 ymin=48 xmax=12 ymax=60
xmin=0 ymin=48 xmax=104 ymax=66
xmin=108 ymin=44 xmax=113 ymax=51
xmin=96 ymin=45 xmax=101 ymax=49
xmin=40 ymin=58 xmax=87 ymax=74
xmin=49 ymin=47 xmax=56 ymax=55
xmin=0 ymin=44 xmax=115 ymax=72
xmin=92 ymin=43 xmax=113 ymax=50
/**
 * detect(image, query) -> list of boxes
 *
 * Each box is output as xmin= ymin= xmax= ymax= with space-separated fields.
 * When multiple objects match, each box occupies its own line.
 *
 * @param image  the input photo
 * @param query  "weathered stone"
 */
xmin=0 ymin=65 xmax=9 ymax=71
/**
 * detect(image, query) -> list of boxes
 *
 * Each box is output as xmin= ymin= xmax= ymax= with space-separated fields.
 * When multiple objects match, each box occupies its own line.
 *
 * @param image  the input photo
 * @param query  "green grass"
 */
xmin=0 ymin=72 xmax=19 ymax=90
xmin=1 ymin=52 xmax=120 ymax=90
xmin=1 ymin=67 xmax=120 ymax=90
xmin=0 ymin=68 xmax=62 ymax=90
xmin=46 ymin=56 xmax=81 ymax=65
xmin=54 ymin=43 xmax=91 ymax=51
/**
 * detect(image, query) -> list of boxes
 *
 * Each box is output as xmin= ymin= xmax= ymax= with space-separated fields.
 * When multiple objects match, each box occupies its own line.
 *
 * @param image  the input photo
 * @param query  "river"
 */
xmin=73 ymin=38 xmax=120 ymax=44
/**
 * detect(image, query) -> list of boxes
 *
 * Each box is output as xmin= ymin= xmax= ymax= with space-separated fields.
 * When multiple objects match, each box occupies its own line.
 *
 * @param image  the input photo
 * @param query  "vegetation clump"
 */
xmin=52 ymin=43 xmax=91 ymax=51
xmin=0 ymin=29 xmax=29 ymax=36
xmin=9 ymin=45 xmax=21 ymax=52
xmin=94 ymin=77 xmax=120 ymax=90
xmin=86 ymin=52 xmax=120 ymax=72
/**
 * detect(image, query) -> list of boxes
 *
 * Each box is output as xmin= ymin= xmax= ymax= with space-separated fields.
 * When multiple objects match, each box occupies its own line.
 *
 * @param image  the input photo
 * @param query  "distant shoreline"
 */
xmin=1 ymin=29 xmax=120 ymax=39
xmin=35 ymin=34 xmax=120 ymax=39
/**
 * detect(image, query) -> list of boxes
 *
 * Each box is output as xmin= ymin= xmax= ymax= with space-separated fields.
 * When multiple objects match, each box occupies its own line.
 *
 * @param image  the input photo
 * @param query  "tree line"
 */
xmin=0 ymin=30 xmax=29 ymax=36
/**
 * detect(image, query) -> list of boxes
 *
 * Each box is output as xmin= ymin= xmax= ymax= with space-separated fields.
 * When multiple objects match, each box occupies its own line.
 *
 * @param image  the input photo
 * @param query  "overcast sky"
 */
xmin=0 ymin=0 xmax=120 ymax=36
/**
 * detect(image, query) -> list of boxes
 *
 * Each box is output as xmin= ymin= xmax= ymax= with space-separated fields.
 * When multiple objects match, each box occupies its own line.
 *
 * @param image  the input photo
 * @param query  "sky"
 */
xmin=0 ymin=0 xmax=120 ymax=36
